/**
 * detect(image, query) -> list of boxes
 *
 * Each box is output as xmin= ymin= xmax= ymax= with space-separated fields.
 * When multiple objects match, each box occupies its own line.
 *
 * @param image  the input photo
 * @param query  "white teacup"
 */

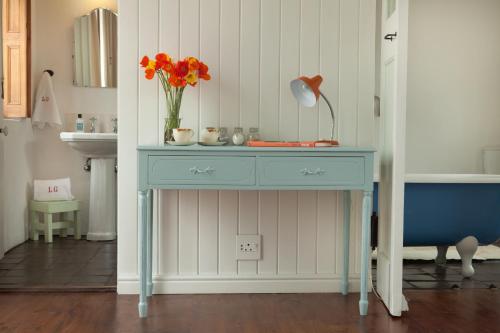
xmin=200 ymin=127 xmax=219 ymax=144
xmin=172 ymin=128 xmax=194 ymax=143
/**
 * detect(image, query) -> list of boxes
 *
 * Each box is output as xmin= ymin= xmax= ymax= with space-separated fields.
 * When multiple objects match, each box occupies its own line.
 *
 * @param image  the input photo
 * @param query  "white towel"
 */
xmin=32 ymin=72 xmax=62 ymax=129
xmin=34 ymin=178 xmax=74 ymax=201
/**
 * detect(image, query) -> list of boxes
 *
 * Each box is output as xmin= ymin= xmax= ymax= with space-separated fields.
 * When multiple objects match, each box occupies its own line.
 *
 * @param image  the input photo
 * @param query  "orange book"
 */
xmin=246 ymin=140 xmax=339 ymax=148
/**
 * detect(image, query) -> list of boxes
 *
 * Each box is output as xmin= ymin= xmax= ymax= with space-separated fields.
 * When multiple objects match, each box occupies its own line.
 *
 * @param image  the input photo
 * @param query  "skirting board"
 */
xmin=117 ymin=277 xmax=362 ymax=294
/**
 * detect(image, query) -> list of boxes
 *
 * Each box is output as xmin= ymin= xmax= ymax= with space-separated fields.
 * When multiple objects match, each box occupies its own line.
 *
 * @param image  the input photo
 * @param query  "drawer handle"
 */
xmin=300 ymin=168 xmax=326 ymax=176
xmin=189 ymin=166 xmax=215 ymax=175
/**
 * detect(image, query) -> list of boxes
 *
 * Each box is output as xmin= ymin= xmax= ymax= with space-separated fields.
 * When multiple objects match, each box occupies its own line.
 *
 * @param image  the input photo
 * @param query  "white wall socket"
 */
xmin=236 ymin=234 xmax=261 ymax=260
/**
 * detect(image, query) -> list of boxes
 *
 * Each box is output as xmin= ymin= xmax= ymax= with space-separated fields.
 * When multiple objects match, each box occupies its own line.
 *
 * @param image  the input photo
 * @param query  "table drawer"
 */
xmin=148 ymin=156 xmax=256 ymax=186
xmin=257 ymin=157 xmax=365 ymax=186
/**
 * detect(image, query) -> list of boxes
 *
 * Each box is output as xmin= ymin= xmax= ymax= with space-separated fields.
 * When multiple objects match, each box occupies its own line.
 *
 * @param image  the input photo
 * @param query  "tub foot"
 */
xmin=435 ymin=246 xmax=448 ymax=265
xmin=456 ymin=236 xmax=478 ymax=278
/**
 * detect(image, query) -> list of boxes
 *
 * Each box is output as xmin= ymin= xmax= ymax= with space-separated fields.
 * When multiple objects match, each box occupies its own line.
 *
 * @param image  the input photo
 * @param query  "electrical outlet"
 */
xmin=236 ymin=235 xmax=261 ymax=260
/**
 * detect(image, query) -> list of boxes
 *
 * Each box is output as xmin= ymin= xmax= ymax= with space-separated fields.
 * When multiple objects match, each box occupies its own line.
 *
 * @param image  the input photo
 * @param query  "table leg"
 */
xmin=147 ymin=189 xmax=153 ymax=297
xmin=138 ymin=190 xmax=148 ymax=318
xmin=342 ymin=190 xmax=351 ymax=295
xmin=359 ymin=190 xmax=373 ymax=316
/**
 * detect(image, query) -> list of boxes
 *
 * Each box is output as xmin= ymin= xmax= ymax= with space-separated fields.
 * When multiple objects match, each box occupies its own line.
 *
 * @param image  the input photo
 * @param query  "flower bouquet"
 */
xmin=140 ymin=53 xmax=211 ymax=143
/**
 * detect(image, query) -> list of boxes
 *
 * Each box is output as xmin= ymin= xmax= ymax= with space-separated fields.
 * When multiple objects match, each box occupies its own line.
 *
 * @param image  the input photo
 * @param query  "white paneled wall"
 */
xmin=118 ymin=0 xmax=375 ymax=293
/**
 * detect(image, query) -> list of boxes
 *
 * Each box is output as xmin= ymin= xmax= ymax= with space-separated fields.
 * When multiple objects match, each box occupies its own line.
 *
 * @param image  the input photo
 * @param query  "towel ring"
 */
xmin=44 ymin=70 xmax=54 ymax=76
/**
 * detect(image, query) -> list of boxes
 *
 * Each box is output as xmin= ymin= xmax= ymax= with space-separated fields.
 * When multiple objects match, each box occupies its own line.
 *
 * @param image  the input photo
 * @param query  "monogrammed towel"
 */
xmin=34 ymin=178 xmax=74 ymax=201
xmin=32 ymin=72 xmax=62 ymax=129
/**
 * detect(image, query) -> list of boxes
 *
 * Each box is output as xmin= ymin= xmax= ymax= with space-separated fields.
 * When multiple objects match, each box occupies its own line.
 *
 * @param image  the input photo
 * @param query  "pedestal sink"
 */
xmin=60 ymin=132 xmax=117 ymax=241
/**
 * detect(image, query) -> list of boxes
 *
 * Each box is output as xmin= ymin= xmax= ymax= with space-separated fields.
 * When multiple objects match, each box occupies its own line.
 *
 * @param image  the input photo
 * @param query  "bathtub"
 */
xmin=374 ymin=174 xmax=500 ymax=277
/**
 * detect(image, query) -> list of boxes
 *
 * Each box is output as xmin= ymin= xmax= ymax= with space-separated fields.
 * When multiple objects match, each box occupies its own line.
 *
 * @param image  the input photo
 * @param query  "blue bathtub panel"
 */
xmin=373 ymin=183 xmax=500 ymax=246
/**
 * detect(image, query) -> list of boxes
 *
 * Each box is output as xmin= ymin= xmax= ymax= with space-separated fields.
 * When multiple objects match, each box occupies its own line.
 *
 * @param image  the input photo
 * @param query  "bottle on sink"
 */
xmin=75 ymin=114 xmax=84 ymax=132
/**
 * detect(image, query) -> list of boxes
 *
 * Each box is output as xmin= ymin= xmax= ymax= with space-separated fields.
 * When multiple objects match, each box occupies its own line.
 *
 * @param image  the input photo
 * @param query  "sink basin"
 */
xmin=60 ymin=132 xmax=117 ymax=158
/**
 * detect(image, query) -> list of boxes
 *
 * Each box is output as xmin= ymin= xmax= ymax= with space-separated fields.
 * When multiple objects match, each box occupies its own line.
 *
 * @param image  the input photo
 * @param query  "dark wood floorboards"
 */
xmin=0 ymin=291 xmax=498 ymax=333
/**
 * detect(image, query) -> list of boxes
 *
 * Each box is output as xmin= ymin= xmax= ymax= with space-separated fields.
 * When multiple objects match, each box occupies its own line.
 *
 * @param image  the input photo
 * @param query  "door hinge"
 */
xmin=384 ymin=32 xmax=397 ymax=41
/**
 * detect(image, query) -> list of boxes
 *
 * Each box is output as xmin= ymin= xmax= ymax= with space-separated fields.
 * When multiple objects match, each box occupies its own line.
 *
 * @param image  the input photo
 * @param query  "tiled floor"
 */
xmin=0 ymin=236 xmax=116 ymax=291
xmin=1 ymin=236 xmax=498 ymax=291
xmin=401 ymin=259 xmax=500 ymax=289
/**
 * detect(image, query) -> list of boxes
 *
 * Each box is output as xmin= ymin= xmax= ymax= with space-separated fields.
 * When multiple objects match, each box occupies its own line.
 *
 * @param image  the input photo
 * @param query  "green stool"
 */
xmin=29 ymin=200 xmax=81 ymax=243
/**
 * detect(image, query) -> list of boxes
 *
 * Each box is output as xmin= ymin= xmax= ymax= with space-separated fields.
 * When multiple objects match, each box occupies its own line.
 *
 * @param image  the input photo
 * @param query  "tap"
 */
xmin=89 ymin=117 xmax=97 ymax=133
xmin=111 ymin=117 xmax=118 ymax=133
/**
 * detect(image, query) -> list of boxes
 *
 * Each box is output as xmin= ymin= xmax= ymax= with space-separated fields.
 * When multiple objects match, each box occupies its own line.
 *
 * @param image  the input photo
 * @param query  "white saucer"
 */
xmin=166 ymin=141 xmax=196 ymax=146
xmin=198 ymin=141 xmax=227 ymax=146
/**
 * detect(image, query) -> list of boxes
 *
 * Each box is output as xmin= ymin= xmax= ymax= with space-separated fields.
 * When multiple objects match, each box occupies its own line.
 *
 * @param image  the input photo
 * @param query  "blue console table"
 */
xmin=137 ymin=145 xmax=375 ymax=317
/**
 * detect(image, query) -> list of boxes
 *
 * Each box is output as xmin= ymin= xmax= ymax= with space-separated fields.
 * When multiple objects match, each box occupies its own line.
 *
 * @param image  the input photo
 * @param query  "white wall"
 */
xmin=118 ymin=0 xmax=375 ymax=293
xmin=406 ymin=0 xmax=500 ymax=174
xmin=30 ymin=0 xmax=117 ymax=235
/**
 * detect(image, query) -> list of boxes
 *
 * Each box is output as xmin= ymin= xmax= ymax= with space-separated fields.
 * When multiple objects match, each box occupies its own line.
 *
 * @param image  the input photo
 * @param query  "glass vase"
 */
xmin=164 ymin=115 xmax=181 ymax=143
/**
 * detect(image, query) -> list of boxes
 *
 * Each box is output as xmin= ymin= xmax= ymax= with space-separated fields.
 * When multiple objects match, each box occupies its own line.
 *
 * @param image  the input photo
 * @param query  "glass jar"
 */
xmin=247 ymin=127 xmax=260 ymax=142
xmin=232 ymin=127 xmax=245 ymax=145
xmin=219 ymin=127 xmax=231 ymax=144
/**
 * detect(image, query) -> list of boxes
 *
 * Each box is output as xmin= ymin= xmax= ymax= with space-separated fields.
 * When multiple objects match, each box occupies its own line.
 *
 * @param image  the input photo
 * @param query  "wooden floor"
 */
xmin=0 ymin=290 xmax=498 ymax=333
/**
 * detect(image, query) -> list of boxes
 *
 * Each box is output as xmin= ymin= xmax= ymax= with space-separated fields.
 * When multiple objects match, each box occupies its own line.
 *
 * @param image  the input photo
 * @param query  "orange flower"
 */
xmin=185 ymin=57 xmax=200 ymax=71
xmin=185 ymin=71 xmax=198 ymax=86
xmin=168 ymin=74 xmax=187 ymax=88
xmin=156 ymin=53 xmax=171 ymax=64
xmin=174 ymin=60 xmax=189 ymax=78
xmin=145 ymin=68 xmax=155 ymax=80
xmin=198 ymin=62 xmax=211 ymax=80
xmin=140 ymin=56 xmax=149 ymax=68
xmin=162 ymin=62 xmax=174 ymax=74
xmin=156 ymin=53 xmax=173 ymax=73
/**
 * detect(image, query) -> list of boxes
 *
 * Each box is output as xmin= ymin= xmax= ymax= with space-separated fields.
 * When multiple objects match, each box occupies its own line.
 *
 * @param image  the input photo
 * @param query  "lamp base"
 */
xmin=315 ymin=139 xmax=339 ymax=147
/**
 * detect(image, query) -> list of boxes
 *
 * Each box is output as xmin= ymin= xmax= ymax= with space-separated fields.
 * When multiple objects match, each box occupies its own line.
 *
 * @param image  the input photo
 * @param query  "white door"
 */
xmin=377 ymin=0 xmax=408 ymax=317
xmin=0 ymin=100 xmax=4 ymax=259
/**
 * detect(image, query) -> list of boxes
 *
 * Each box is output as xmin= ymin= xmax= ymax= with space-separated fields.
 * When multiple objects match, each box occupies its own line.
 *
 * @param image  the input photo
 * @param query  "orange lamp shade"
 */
xmin=290 ymin=75 xmax=323 ymax=107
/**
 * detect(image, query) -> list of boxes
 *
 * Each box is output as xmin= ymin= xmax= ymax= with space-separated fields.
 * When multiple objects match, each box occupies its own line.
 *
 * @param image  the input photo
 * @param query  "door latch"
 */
xmin=384 ymin=32 xmax=397 ymax=41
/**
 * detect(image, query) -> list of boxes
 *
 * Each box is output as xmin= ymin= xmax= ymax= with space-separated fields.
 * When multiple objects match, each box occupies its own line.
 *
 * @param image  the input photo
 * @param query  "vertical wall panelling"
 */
xmin=356 ymin=0 xmax=375 ymax=147
xmin=177 ymin=0 xmax=201 ymax=277
xmin=317 ymin=191 xmax=337 ymax=274
xmin=319 ymin=0 xmax=340 ymax=140
xmin=160 ymin=190 xmax=179 ymax=275
xmin=296 ymin=0 xmax=321 ymax=277
xmin=179 ymin=0 xmax=200 ymax=132
xmin=178 ymin=190 xmax=199 ymax=275
xmin=199 ymin=190 xmax=219 ymax=275
xmin=219 ymin=0 xmax=240 ymax=128
xmin=297 ymin=191 xmax=318 ymax=274
xmin=118 ymin=0 xmax=375 ymax=293
xmin=198 ymin=0 xmax=221 ymax=276
xmin=277 ymin=191 xmax=298 ymax=274
xmin=337 ymin=0 xmax=360 ymax=145
xmin=238 ymin=191 xmax=259 ymax=274
xmin=279 ymin=0 xmax=301 ymax=141
xmin=218 ymin=191 xmax=238 ymax=275
xmin=259 ymin=0 xmax=280 ymax=140
xmin=298 ymin=0 xmax=320 ymax=141
xmin=237 ymin=0 xmax=260 ymax=276
xmin=200 ymin=0 xmax=221 ymax=129
xmin=257 ymin=191 xmax=279 ymax=274
xmin=240 ymin=0 xmax=260 ymax=128
xmin=158 ymin=0 xmax=181 ymax=277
